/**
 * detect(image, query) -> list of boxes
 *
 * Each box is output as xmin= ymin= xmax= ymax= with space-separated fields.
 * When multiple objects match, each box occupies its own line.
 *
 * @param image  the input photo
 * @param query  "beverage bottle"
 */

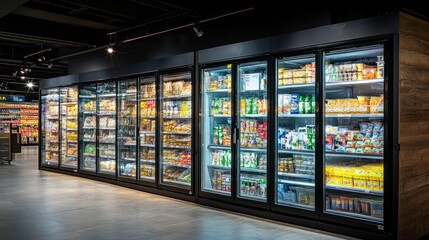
xmin=262 ymin=96 xmax=267 ymax=115
xmin=298 ymin=95 xmax=305 ymax=114
xmin=219 ymin=126 xmax=224 ymax=145
xmin=311 ymin=95 xmax=316 ymax=113
xmin=218 ymin=98 xmax=224 ymax=115
xmin=253 ymin=98 xmax=258 ymax=114
xmin=245 ymin=98 xmax=251 ymax=114
xmin=304 ymin=96 xmax=310 ymax=114
xmin=240 ymin=99 xmax=246 ymax=115
xmin=258 ymin=99 xmax=263 ymax=114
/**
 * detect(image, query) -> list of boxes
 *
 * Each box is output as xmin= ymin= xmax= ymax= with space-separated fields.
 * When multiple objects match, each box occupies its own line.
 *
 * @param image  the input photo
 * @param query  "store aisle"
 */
xmin=0 ymin=146 xmax=355 ymax=240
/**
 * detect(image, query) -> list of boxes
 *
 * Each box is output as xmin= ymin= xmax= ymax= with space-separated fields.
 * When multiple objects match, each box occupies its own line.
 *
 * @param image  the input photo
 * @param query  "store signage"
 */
xmin=0 ymin=95 xmax=25 ymax=102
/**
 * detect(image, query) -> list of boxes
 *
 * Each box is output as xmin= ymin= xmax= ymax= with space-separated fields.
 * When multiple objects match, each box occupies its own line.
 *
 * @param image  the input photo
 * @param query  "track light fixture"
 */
xmin=193 ymin=24 xmax=203 ymax=37
xmin=37 ymin=55 xmax=46 ymax=62
xmin=20 ymin=76 xmax=26 ymax=80
xmin=107 ymin=46 xmax=114 ymax=54
xmin=27 ymin=82 xmax=33 ymax=88
xmin=47 ymin=61 xmax=53 ymax=69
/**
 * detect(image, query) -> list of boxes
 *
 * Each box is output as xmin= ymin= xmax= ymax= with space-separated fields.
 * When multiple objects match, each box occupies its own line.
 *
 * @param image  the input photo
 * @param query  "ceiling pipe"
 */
xmin=0 ymin=31 xmax=95 ymax=48
xmin=24 ymin=48 xmax=51 ymax=59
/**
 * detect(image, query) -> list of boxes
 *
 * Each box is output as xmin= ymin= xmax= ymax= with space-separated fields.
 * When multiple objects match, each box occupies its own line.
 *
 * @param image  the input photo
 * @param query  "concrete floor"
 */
xmin=0 ymin=146 xmax=356 ymax=240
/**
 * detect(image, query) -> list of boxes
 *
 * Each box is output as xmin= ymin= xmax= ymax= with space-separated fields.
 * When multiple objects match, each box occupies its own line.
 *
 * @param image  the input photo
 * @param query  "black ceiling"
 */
xmin=0 ymin=1 xmax=428 ymax=101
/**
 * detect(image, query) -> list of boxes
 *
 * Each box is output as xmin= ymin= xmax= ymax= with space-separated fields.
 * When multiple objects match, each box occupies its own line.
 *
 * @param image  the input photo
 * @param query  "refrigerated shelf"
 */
xmin=210 ymin=115 xmax=231 ymax=118
xmin=99 ymin=155 xmax=116 ymax=159
xmin=140 ymin=97 xmax=156 ymax=101
xmin=241 ymin=114 xmax=267 ymax=118
xmin=99 ymin=169 xmax=116 ymax=174
xmin=140 ymin=144 xmax=155 ymax=147
xmin=326 ymin=185 xmax=383 ymax=196
xmin=79 ymin=96 xmax=96 ymax=99
xmin=83 ymin=111 xmax=96 ymax=114
xmin=205 ymin=188 xmax=231 ymax=195
xmin=140 ymin=176 xmax=155 ymax=181
xmin=99 ymin=127 xmax=116 ymax=130
xmin=278 ymin=172 xmax=315 ymax=180
xmin=83 ymin=153 xmax=96 ymax=156
xmin=240 ymin=147 xmax=266 ymax=153
xmin=208 ymin=145 xmax=230 ymax=150
xmin=140 ymin=159 xmax=155 ymax=164
xmin=325 ymin=114 xmax=383 ymax=118
xmin=325 ymin=152 xmax=383 ymax=160
xmin=66 ymin=129 xmax=78 ymax=131
xmin=207 ymin=165 xmax=231 ymax=170
xmin=163 ymin=162 xmax=191 ymax=168
xmin=163 ymin=145 xmax=191 ymax=149
xmin=124 ymin=142 xmax=137 ymax=146
xmin=82 ymin=167 xmax=95 ymax=171
xmin=163 ymin=116 xmax=192 ymax=119
xmin=163 ymin=180 xmax=191 ymax=186
xmin=141 ymin=116 xmax=156 ymax=119
xmin=278 ymin=149 xmax=315 ymax=155
xmin=163 ymin=131 xmax=191 ymax=135
xmin=206 ymin=89 xmax=230 ymax=93
xmin=240 ymin=194 xmax=266 ymax=201
xmin=325 ymin=78 xmax=384 ymax=87
xmin=325 ymin=209 xmax=383 ymax=224
xmin=278 ymin=200 xmax=315 ymax=210
xmin=61 ymin=102 xmax=78 ymax=105
xmin=99 ymin=141 xmax=116 ymax=144
xmin=162 ymin=94 xmax=192 ymax=99
xmin=278 ymin=179 xmax=315 ymax=187
xmin=241 ymin=167 xmax=266 ymax=173
xmin=82 ymin=127 xmax=96 ymax=129
xmin=278 ymin=114 xmax=314 ymax=118
xmin=98 ymin=112 xmax=116 ymax=116
xmin=278 ymin=83 xmax=315 ymax=89
xmin=98 ymin=93 xmax=116 ymax=98
xmin=140 ymin=131 xmax=155 ymax=134
xmin=122 ymin=158 xmax=136 ymax=162
xmin=83 ymin=140 xmax=96 ymax=142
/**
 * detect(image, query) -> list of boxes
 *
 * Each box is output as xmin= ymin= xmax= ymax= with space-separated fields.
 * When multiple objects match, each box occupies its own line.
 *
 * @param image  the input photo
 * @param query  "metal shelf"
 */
xmin=99 ymin=127 xmax=116 ymax=130
xmin=98 ymin=93 xmax=116 ymax=98
xmin=162 ymin=94 xmax=192 ymax=99
xmin=240 ymin=167 xmax=266 ymax=173
xmin=140 ymin=97 xmax=156 ymax=101
xmin=207 ymin=165 xmax=231 ymax=170
xmin=325 ymin=152 xmax=383 ymax=160
xmin=278 ymin=179 xmax=315 ymax=187
xmin=207 ymin=145 xmax=230 ymax=150
xmin=66 ymin=155 xmax=78 ymax=158
xmin=140 ymin=131 xmax=155 ymax=134
xmin=210 ymin=115 xmax=231 ymax=118
xmin=163 ymin=116 xmax=192 ymax=119
xmin=124 ymin=142 xmax=137 ymax=146
xmin=163 ymin=162 xmax=191 ymax=168
xmin=66 ymin=129 xmax=78 ymax=131
xmin=140 ymin=144 xmax=155 ymax=147
xmin=98 ymin=112 xmax=116 ymax=116
xmin=99 ymin=169 xmax=115 ymax=174
xmin=206 ymin=89 xmax=230 ymax=93
xmin=277 ymin=200 xmax=315 ymax=210
xmin=140 ymin=116 xmax=156 ymax=119
xmin=325 ymin=185 xmax=383 ymax=196
xmin=278 ymin=114 xmax=314 ymax=118
xmin=83 ymin=153 xmax=96 ymax=157
xmin=278 ymin=172 xmax=315 ymax=180
xmin=163 ymin=131 xmax=191 ymax=135
xmin=325 ymin=113 xmax=383 ymax=118
xmin=99 ymin=141 xmax=115 ymax=144
xmin=325 ymin=209 xmax=383 ymax=224
xmin=99 ymin=155 xmax=116 ymax=160
xmin=204 ymin=188 xmax=231 ymax=195
xmin=61 ymin=102 xmax=78 ymax=105
xmin=82 ymin=127 xmax=96 ymax=129
xmin=121 ymin=158 xmax=136 ymax=162
xmin=278 ymin=149 xmax=315 ymax=155
xmin=240 ymin=147 xmax=266 ymax=153
xmin=83 ymin=111 xmax=96 ymax=114
xmin=140 ymin=159 xmax=155 ymax=164
xmin=67 ymin=140 xmax=78 ymax=143
xmin=82 ymin=167 xmax=95 ymax=171
xmin=278 ymin=83 xmax=315 ymax=89
xmin=83 ymin=140 xmax=96 ymax=143
xmin=162 ymin=145 xmax=191 ymax=150
xmin=325 ymin=78 xmax=384 ymax=87
xmin=79 ymin=96 xmax=96 ymax=99
xmin=163 ymin=179 xmax=191 ymax=186
xmin=241 ymin=114 xmax=267 ymax=118
xmin=239 ymin=194 xmax=266 ymax=201
xmin=66 ymin=117 xmax=77 ymax=119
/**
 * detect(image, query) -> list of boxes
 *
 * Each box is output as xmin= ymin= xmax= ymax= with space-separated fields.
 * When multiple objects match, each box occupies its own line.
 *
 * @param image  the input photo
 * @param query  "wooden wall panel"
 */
xmin=399 ymin=13 xmax=429 ymax=240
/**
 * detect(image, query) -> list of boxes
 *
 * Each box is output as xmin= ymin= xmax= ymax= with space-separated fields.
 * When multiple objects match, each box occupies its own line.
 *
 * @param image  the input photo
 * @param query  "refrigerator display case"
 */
xmin=139 ymin=75 xmax=157 ymax=182
xmin=40 ymin=88 xmax=60 ymax=166
xmin=118 ymin=78 xmax=138 ymax=178
xmin=323 ymin=45 xmax=385 ymax=224
xmin=97 ymin=82 xmax=117 ymax=175
xmin=160 ymin=71 xmax=193 ymax=189
xmin=275 ymin=54 xmax=316 ymax=210
xmin=237 ymin=61 xmax=268 ymax=202
xmin=60 ymin=86 xmax=78 ymax=169
xmin=201 ymin=64 xmax=232 ymax=196
xmin=79 ymin=84 xmax=97 ymax=172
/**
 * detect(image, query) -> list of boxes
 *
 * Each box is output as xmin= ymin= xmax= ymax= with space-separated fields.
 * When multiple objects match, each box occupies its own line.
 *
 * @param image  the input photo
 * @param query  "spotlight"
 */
xmin=193 ymin=25 xmax=203 ymax=37
xmin=27 ymin=82 xmax=34 ymax=88
xmin=107 ymin=47 xmax=114 ymax=54
xmin=20 ymin=68 xmax=25 ymax=74
xmin=21 ymin=76 xmax=26 ymax=80
xmin=37 ymin=56 xmax=46 ymax=62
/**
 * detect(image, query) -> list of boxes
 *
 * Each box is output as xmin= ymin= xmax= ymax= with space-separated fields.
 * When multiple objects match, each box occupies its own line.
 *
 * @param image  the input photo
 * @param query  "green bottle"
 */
xmin=311 ymin=95 xmax=316 ymax=114
xmin=304 ymin=96 xmax=310 ymax=114
xmin=298 ymin=95 xmax=305 ymax=114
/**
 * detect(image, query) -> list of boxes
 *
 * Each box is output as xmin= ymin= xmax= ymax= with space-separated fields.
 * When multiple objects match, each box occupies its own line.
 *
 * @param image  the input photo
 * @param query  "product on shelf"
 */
xmin=278 ymin=185 xmax=314 ymax=206
xmin=240 ymin=152 xmax=267 ymax=170
xmin=211 ymin=98 xmax=232 ymax=115
xmin=140 ymin=148 xmax=155 ymax=160
xmin=140 ymin=119 xmax=156 ymax=131
xmin=210 ymin=150 xmax=232 ymax=167
xmin=163 ymin=149 xmax=191 ymax=166
xmin=140 ymin=100 xmax=156 ymax=117
xmin=141 ymin=134 xmax=155 ymax=145
xmin=212 ymin=124 xmax=231 ymax=146
xmin=83 ymin=157 xmax=95 ymax=169
xmin=325 ymin=57 xmax=384 ymax=82
xmin=163 ymin=167 xmax=191 ymax=183
xmin=278 ymin=62 xmax=315 ymax=85
xmin=163 ymin=134 xmax=191 ymax=147
xmin=211 ymin=170 xmax=231 ymax=192
xmin=120 ymin=149 xmax=136 ymax=159
xmin=162 ymin=100 xmax=191 ymax=117
xmin=99 ymin=144 xmax=115 ymax=157
xmin=326 ymin=95 xmax=383 ymax=114
xmin=120 ymin=163 xmax=136 ymax=177
xmin=208 ymin=73 xmax=231 ymax=90
xmin=278 ymin=94 xmax=315 ymax=115
xmin=278 ymin=154 xmax=315 ymax=175
xmin=83 ymin=101 xmax=96 ymax=112
xmin=99 ymin=117 xmax=115 ymax=128
xmin=83 ymin=129 xmax=95 ymax=141
xmin=84 ymin=143 xmax=96 ymax=155
xmin=326 ymin=162 xmax=384 ymax=191
xmin=163 ymin=119 xmax=191 ymax=132
xmin=141 ymin=82 xmax=156 ymax=98
xmin=278 ymin=125 xmax=315 ymax=151
xmin=326 ymin=194 xmax=383 ymax=218
xmin=99 ymin=160 xmax=116 ymax=172
xmin=325 ymin=121 xmax=384 ymax=154
xmin=99 ymin=99 xmax=115 ymax=112
xmin=240 ymin=120 xmax=267 ymax=148
xmin=99 ymin=130 xmax=115 ymax=142
xmin=163 ymin=80 xmax=192 ymax=96
xmin=83 ymin=116 xmax=96 ymax=127
xmin=140 ymin=165 xmax=155 ymax=178
xmin=240 ymin=174 xmax=267 ymax=198
xmin=239 ymin=97 xmax=268 ymax=115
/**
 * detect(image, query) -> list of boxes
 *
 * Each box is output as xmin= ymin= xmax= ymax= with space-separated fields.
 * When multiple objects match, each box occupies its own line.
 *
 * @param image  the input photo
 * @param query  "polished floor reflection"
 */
xmin=0 ymin=146 xmax=355 ymax=240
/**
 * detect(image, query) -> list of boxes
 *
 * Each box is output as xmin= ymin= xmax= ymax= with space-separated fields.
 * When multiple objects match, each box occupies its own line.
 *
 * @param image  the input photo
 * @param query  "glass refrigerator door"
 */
xmin=60 ymin=86 xmax=78 ymax=169
xmin=41 ymin=88 xmax=60 ymax=166
xmin=237 ymin=61 xmax=268 ymax=201
xmin=160 ymin=71 xmax=192 ymax=189
xmin=79 ymin=84 xmax=97 ymax=172
xmin=323 ymin=45 xmax=384 ymax=224
xmin=201 ymin=65 xmax=232 ymax=195
xmin=139 ymin=75 xmax=157 ymax=182
xmin=118 ymin=79 xmax=138 ymax=178
xmin=97 ymin=82 xmax=117 ymax=175
xmin=276 ymin=55 xmax=316 ymax=210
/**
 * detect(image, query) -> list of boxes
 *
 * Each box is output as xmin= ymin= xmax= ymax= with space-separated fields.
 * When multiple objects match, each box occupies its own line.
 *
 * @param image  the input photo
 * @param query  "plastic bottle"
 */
xmin=311 ymin=95 xmax=316 ymax=114
xmin=298 ymin=95 xmax=305 ymax=114
xmin=304 ymin=96 xmax=310 ymax=114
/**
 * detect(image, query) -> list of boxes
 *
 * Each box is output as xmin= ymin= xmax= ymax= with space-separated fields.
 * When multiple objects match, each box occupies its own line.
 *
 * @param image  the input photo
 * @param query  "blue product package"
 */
xmin=291 ymin=94 xmax=299 ymax=114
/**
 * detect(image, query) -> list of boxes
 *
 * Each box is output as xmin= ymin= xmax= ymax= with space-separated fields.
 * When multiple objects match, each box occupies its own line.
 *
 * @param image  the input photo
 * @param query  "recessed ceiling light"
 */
xmin=107 ymin=47 xmax=114 ymax=54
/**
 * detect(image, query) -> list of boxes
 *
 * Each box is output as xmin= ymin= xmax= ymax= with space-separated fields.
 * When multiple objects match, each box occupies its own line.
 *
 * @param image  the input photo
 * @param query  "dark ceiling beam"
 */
xmin=0 ymin=31 xmax=95 ymax=48
xmin=0 ymin=59 xmax=67 ymax=71
xmin=56 ymin=0 xmax=139 ymax=21
xmin=0 ymin=79 xmax=38 ymax=86
xmin=13 ymin=6 xmax=118 ymax=30
xmin=0 ymin=74 xmax=44 ymax=80
xmin=0 ymin=0 xmax=29 ymax=18
xmin=0 ymin=88 xmax=36 ymax=94
xmin=130 ymin=0 xmax=185 ymax=12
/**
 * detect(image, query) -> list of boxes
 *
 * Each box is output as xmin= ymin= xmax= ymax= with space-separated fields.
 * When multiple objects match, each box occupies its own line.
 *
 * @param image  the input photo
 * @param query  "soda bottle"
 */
xmin=258 ymin=99 xmax=263 ymax=115
xmin=253 ymin=98 xmax=259 ymax=114
xmin=304 ymin=96 xmax=310 ymax=114
xmin=240 ymin=99 xmax=246 ymax=115
xmin=218 ymin=126 xmax=224 ymax=145
xmin=245 ymin=98 xmax=251 ymax=114
xmin=311 ymin=95 xmax=316 ymax=114
xmin=298 ymin=95 xmax=305 ymax=114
